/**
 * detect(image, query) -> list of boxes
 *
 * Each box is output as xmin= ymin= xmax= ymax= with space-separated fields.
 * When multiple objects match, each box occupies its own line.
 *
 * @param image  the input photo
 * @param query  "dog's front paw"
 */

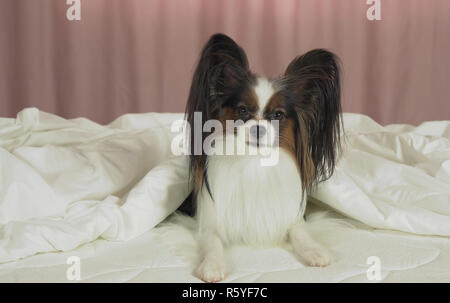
xmin=297 ymin=247 xmax=333 ymax=267
xmin=196 ymin=257 xmax=226 ymax=282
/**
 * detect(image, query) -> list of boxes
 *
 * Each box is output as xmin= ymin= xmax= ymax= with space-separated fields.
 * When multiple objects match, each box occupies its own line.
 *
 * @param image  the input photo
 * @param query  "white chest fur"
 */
xmin=202 ymin=149 xmax=306 ymax=246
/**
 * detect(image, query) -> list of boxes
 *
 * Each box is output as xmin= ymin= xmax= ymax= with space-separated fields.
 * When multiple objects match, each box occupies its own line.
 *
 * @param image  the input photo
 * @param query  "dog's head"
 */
xmin=185 ymin=33 xmax=342 ymax=197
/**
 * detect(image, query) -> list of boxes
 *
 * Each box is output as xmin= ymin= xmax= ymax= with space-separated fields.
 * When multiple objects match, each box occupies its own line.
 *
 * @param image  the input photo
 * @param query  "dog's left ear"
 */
xmin=283 ymin=49 xmax=342 ymax=192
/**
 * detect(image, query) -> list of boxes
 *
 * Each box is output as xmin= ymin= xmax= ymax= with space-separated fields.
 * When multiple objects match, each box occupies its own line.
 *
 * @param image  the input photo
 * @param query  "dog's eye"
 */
xmin=273 ymin=111 xmax=285 ymax=120
xmin=238 ymin=106 xmax=249 ymax=117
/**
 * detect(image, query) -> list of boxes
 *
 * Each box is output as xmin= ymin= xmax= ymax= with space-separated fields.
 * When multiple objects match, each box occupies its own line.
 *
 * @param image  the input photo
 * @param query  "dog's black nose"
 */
xmin=250 ymin=125 xmax=266 ymax=139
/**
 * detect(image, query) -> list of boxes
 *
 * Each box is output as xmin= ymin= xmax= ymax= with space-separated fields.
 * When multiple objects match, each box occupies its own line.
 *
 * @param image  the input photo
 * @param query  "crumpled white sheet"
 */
xmin=0 ymin=108 xmax=191 ymax=263
xmin=0 ymin=108 xmax=449 ymax=264
xmin=312 ymin=114 xmax=450 ymax=236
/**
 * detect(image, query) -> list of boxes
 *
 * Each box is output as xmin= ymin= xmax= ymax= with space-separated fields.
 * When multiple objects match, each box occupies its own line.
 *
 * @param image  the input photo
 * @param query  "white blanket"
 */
xmin=0 ymin=108 xmax=449 ymax=263
xmin=0 ymin=108 xmax=191 ymax=263
xmin=313 ymin=114 xmax=450 ymax=236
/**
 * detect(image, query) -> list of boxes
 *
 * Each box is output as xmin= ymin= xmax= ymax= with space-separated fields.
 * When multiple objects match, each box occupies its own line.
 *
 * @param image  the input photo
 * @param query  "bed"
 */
xmin=1 ymin=108 xmax=449 ymax=282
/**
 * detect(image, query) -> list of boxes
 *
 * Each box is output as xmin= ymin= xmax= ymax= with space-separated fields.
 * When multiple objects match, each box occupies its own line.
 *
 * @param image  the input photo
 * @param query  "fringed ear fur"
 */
xmin=184 ymin=33 xmax=250 ymax=200
xmin=282 ymin=49 xmax=342 ymax=193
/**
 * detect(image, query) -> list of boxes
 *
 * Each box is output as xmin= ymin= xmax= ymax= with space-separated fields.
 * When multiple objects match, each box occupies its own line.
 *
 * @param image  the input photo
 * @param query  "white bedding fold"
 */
xmin=0 ymin=108 xmax=190 ymax=263
xmin=312 ymin=114 xmax=450 ymax=236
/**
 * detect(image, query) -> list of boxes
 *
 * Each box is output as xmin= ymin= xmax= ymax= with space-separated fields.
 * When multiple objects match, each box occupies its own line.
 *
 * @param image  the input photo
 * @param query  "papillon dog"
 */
xmin=184 ymin=33 xmax=342 ymax=282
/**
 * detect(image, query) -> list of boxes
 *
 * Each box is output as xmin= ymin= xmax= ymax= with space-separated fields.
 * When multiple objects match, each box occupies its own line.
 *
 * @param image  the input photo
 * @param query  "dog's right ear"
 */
xmin=185 ymin=34 xmax=249 ymax=200
xmin=186 ymin=33 xmax=249 ymax=122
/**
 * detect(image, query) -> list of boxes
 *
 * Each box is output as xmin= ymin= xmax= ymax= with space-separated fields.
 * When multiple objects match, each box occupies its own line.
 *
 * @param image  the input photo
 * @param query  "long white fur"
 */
xmin=163 ymin=78 xmax=336 ymax=282
xmin=193 ymin=78 xmax=337 ymax=282
xmin=203 ymin=150 xmax=305 ymax=246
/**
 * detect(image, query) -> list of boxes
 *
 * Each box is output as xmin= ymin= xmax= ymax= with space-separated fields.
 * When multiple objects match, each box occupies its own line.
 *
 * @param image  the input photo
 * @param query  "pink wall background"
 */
xmin=0 ymin=0 xmax=449 ymax=125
